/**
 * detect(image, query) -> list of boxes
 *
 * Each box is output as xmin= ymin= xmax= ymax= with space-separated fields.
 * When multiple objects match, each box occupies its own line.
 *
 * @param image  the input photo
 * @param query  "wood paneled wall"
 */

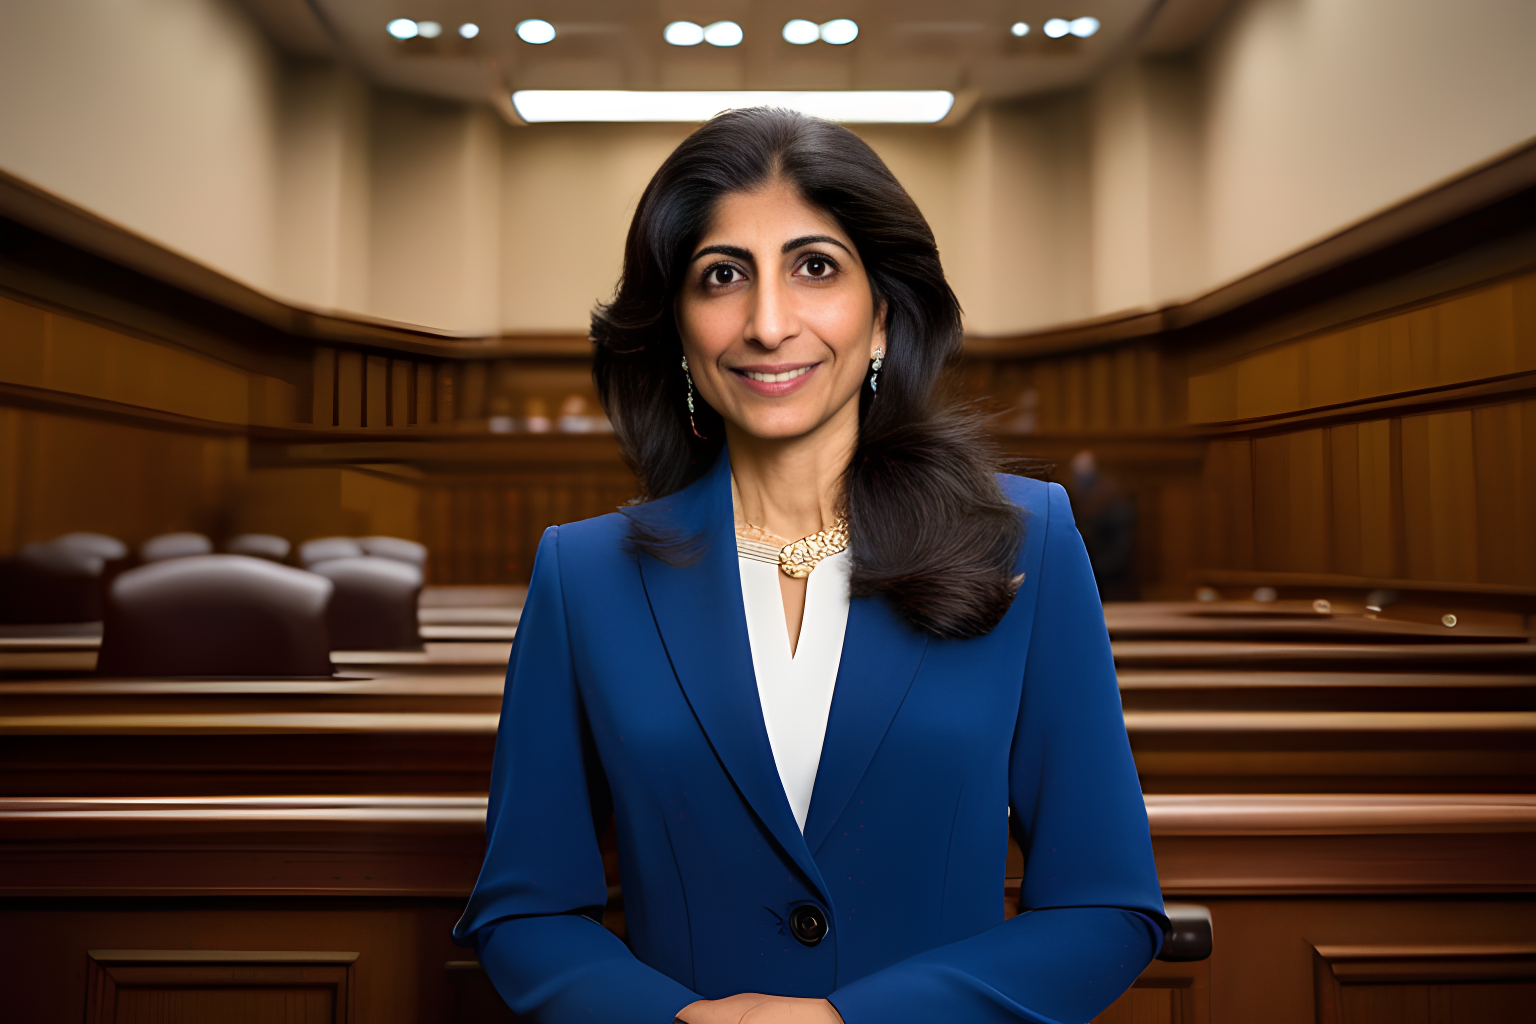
xmin=0 ymin=404 xmax=247 ymax=553
xmin=1187 ymin=273 xmax=1536 ymax=424
xmin=1202 ymin=397 xmax=1536 ymax=589
xmin=307 ymin=347 xmax=607 ymax=431
xmin=419 ymin=472 xmax=639 ymax=584
xmin=4 ymin=145 xmax=1536 ymax=595
xmin=967 ymin=344 xmax=1178 ymax=435
xmin=966 ymin=202 xmax=1536 ymax=607
xmin=0 ymin=288 xmax=636 ymax=579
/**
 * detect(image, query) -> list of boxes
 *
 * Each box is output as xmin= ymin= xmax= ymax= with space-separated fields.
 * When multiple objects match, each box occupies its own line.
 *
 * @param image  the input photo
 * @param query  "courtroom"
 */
xmin=0 ymin=1 xmax=1533 ymax=1022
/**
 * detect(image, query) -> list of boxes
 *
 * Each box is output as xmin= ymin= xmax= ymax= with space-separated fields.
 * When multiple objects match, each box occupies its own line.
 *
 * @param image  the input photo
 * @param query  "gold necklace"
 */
xmin=735 ymin=518 xmax=850 ymax=578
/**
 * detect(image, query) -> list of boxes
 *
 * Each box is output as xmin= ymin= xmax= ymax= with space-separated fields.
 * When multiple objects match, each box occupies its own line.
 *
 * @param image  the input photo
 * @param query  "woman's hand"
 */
xmin=677 ymin=995 xmax=843 ymax=1024
xmin=739 ymin=996 xmax=843 ymax=1023
xmin=677 ymin=994 xmax=774 ymax=1024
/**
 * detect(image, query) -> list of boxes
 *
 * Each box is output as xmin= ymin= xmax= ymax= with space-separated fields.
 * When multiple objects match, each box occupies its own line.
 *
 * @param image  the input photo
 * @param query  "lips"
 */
xmin=730 ymin=362 xmax=820 ymax=397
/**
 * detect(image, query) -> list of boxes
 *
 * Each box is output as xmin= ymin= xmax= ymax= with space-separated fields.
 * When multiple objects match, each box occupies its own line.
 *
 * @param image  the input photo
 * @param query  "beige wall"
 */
xmin=276 ymin=62 xmax=371 ymax=312
xmin=370 ymin=93 xmax=503 ymax=334
xmin=1089 ymin=57 xmax=1206 ymax=315
xmin=1199 ymin=0 xmax=1536 ymax=290
xmin=499 ymin=122 xmax=692 ymax=334
xmin=0 ymin=0 xmax=281 ymax=294
xmin=2 ymin=0 xmax=1533 ymax=336
xmin=884 ymin=100 xmax=1094 ymax=336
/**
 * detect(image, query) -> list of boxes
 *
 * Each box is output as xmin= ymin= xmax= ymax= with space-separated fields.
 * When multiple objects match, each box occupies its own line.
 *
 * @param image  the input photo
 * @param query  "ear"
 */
xmin=870 ymin=301 xmax=888 ymax=358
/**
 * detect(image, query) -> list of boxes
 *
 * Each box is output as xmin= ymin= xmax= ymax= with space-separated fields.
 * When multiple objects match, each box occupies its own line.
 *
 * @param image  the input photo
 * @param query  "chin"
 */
xmin=733 ymin=410 xmax=827 ymax=441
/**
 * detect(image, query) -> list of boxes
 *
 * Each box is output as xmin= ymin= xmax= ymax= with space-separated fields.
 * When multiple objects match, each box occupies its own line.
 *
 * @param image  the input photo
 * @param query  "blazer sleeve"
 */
xmin=828 ymin=482 xmax=1166 ymax=1024
xmin=453 ymin=526 xmax=702 ymax=1023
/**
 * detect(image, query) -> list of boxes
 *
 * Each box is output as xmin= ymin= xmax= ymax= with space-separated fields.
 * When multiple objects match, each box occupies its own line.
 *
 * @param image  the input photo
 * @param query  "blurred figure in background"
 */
xmin=1067 ymin=450 xmax=1138 ymax=601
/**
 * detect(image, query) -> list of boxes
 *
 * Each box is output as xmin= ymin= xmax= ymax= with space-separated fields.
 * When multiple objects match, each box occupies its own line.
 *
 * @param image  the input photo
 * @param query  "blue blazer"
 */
xmin=455 ymin=451 xmax=1166 ymax=1024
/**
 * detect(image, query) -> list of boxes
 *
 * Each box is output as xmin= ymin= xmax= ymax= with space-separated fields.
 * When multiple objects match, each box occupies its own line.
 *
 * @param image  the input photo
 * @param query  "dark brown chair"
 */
xmin=300 ymin=536 xmax=364 ymax=568
xmin=0 ymin=540 xmax=106 ymax=624
xmin=308 ymin=555 xmax=422 ymax=651
xmin=139 ymin=532 xmax=213 ymax=563
xmin=227 ymin=533 xmax=291 ymax=562
xmin=54 ymin=532 xmax=129 ymax=562
xmin=358 ymin=536 xmax=428 ymax=568
xmin=96 ymin=555 xmax=333 ymax=676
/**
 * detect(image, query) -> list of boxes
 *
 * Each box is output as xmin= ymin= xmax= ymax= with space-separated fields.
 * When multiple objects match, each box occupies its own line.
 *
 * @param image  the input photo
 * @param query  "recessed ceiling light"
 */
xmin=1070 ymin=16 xmax=1100 ymax=37
xmin=820 ymin=19 xmax=859 ymax=45
xmin=416 ymin=20 xmax=441 ymax=39
xmin=1043 ymin=18 xmax=1071 ymax=38
xmin=703 ymin=21 xmax=744 ymax=47
xmin=386 ymin=18 xmax=418 ymax=39
xmin=458 ymin=22 xmax=479 ymax=39
xmin=516 ymin=19 xmax=556 ymax=44
xmin=1010 ymin=22 xmax=1030 ymax=36
xmin=664 ymin=21 xmax=705 ymax=46
xmin=782 ymin=19 xmax=819 ymax=45
xmin=511 ymin=90 xmax=956 ymax=124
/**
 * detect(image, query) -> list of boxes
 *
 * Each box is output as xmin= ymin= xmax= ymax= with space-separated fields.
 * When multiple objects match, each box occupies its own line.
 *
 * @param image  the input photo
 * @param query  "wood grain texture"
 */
xmin=388 ymin=359 xmax=409 ymax=429
xmin=86 ymin=952 xmax=356 ymax=1024
xmin=0 ymin=712 xmax=501 ymax=734
xmin=1187 ymin=273 xmax=1536 ymax=424
xmin=10 ymin=793 xmax=1528 ymax=898
xmin=335 ymin=351 xmax=362 ymax=430
xmin=1314 ymin=944 xmax=1536 ymax=1024
xmin=1112 ymin=640 xmax=1536 ymax=667
xmin=0 ymin=795 xmax=487 ymax=897
xmin=1153 ymin=833 xmax=1535 ymax=895
xmin=1144 ymin=794 xmax=1536 ymax=835
xmin=364 ymin=355 xmax=387 ymax=430
xmin=979 ymin=196 xmax=1536 ymax=600
xmin=1093 ymin=958 xmax=1208 ymax=1024
xmin=311 ymin=348 xmax=335 ymax=428
xmin=3 ymin=900 xmax=464 ymax=1024
xmin=0 ymin=729 xmax=498 ymax=797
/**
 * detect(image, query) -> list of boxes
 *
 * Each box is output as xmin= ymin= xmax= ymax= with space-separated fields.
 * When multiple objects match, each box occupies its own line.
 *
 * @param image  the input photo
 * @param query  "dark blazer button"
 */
xmin=788 ymin=904 xmax=827 ymax=947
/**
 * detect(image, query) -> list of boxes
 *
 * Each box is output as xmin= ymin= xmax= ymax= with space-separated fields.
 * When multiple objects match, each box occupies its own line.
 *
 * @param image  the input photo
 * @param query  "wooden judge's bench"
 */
xmin=2 ymin=143 xmax=1535 ymax=1022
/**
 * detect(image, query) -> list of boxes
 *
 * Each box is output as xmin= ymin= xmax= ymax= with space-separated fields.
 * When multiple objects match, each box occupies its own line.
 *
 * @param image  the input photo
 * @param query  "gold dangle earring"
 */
xmin=681 ymin=355 xmax=706 ymax=439
xmin=869 ymin=347 xmax=885 ymax=393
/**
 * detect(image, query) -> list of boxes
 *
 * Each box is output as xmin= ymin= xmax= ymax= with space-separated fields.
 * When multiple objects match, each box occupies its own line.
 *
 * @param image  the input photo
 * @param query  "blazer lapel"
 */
xmin=802 ymin=593 xmax=928 ymax=855
xmin=634 ymin=452 xmax=830 ymax=901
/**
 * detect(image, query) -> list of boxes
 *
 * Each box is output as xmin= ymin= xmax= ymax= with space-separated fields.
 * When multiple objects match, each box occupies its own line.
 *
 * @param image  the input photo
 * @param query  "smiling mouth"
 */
xmin=738 ymin=366 xmax=813 ymax=383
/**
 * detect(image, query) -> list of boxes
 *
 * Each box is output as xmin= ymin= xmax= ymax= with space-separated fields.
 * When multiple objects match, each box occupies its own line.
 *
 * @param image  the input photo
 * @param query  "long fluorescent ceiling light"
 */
xmin=511 ymin=90 xmax=956 ymax=124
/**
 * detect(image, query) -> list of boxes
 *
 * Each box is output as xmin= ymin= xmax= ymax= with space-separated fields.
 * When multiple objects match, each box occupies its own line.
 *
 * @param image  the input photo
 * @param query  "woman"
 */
xmin=455 ymin=108 xmax=1165 ymax=1024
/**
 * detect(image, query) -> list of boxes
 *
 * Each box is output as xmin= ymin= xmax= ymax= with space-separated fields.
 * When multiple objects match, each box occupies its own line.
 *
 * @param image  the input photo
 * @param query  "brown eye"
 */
xmin=709 ymin=266 xmax=737 ymax=285
xmin=804 ymin=258 xmax=828 ymax=277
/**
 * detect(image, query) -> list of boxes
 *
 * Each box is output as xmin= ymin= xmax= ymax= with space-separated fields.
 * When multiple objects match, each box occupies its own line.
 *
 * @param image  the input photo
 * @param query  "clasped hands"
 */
xmin=676 ymin=994 xmax=844 ymax=1024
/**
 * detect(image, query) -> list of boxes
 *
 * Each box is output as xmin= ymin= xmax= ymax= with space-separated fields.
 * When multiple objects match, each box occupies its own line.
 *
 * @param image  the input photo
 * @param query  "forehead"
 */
xmin=699 ymin=181 xmax=851 ymax=247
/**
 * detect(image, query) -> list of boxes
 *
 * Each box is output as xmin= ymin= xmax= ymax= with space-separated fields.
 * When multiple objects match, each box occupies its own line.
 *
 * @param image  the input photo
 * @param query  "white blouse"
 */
xmin=736 ymin=538 xmax=851 ymax=832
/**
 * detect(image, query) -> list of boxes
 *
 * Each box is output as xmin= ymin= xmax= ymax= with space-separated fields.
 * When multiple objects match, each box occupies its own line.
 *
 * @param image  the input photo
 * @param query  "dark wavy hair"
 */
xmin=592 ymin=108 xmax=1024 ymax=639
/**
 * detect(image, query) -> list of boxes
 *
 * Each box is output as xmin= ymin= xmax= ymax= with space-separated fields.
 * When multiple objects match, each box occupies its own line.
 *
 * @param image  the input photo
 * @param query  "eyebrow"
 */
xmin=688 ymin=235 xmax=853 ymax=264
xmin=782 ymin=234 xmax=852 ymax=255
xmin=690 ymin=244 xmax=753 ymax=264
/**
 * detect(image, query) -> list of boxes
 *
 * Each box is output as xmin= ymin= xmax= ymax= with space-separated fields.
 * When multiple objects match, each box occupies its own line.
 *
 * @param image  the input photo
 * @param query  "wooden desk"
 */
xmin=1090 ymin=602 xmax=1536 ymax=1022
xmin=2 ymin=603 xmax=1533 ymax=1023
xmin=0 ymin=795 xmax=487 ymax=898
xmin=0 ymin=667 xmax=506 ymax=798
xmin=1 ymin=640 xmax=511 ymax=676
xmin=5 ymin=791 xmax=1533 ymax=1024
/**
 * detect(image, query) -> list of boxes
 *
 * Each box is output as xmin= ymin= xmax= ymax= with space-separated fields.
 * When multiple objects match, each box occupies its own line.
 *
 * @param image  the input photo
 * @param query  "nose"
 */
xmin=744 ymin=272 xmax=799 ymax=350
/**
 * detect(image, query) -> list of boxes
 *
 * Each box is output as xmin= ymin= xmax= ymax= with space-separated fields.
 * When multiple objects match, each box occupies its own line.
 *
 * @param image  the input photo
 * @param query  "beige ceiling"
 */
xmin=244 ymin=0 xmax=1232 ymax=114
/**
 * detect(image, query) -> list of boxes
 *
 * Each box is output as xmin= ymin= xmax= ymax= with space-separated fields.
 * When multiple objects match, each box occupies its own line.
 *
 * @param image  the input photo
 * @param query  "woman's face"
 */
xmin=675 ymin=180 xmax=885 ymax=443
